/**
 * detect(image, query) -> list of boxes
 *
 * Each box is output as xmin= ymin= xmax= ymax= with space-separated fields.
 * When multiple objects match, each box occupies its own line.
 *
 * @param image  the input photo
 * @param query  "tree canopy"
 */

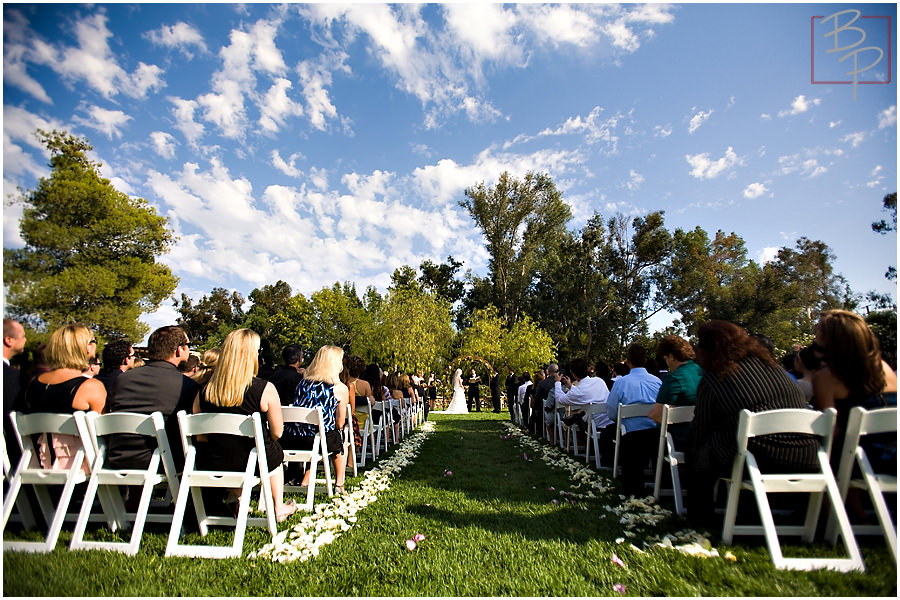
xmin=3 ymin=130 xmax=178 ymax=341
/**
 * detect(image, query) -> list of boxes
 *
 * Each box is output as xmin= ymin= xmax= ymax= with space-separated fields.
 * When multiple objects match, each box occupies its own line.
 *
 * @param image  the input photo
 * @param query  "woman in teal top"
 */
xmin=649 ymin=335 xmax=703 ymax=450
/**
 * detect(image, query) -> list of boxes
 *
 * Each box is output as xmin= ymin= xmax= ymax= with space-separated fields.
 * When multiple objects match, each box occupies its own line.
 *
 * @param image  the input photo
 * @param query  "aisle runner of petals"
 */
xmin=250 ymin=421 xmax=436 ymax=563
xmin=500 ymin=422 xmax=733 ymax=562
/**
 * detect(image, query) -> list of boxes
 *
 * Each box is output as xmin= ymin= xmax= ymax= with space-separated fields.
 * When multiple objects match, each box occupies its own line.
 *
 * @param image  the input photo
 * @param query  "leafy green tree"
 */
xmin=458 ymin=305 xmax=505 ymax=370
xmin=459 ymin=171 xmax=571 ymax=324
xmin=374 ymin=286 xmax=453 ymax=373
xmin=866 ymin=309 xmax=897 ymax=369
xmin=307 ymin=282 xmax=368 ymax=354
xmin=268 ymin=293 xmax=315 ymax=355
xmin=3 ymin=130 xmax=177 ymax=341
xmin=243 ymin=280 xmax=293 ymax=365
xmin=501 ymin=315 xmax=555 ymax=374
xmin=389 ymin=265 xmax=422 ymax=293
xmin=418 ymin=255 xmax=465 ymax=305
xmin=175 ymin=287 xmax=245 ymax=347
xmin=872 ymin=192 xmax=897 ymax=280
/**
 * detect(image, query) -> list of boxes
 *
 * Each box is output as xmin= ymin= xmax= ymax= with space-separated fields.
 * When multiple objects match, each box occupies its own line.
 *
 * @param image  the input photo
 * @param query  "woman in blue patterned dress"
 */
xmin=280 ymin=345 xmax=350 ymax=494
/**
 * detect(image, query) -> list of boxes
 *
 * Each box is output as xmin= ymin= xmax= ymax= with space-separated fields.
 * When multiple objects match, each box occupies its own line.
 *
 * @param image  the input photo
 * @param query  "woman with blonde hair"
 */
xmin=193 ymin=329 xmax=294 ymax=522
xmin=192 ymin=347 xmax=221 ymax=386
xmin=281 ymin=345 xmax=350 ymax=494
xmin=18 ymin=323 xmax=106 ymax=471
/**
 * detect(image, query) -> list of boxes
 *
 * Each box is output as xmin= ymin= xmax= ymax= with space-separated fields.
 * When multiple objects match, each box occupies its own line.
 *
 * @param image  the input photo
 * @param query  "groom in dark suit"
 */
xmin=467 ymin=369 xmax=482 ymax=412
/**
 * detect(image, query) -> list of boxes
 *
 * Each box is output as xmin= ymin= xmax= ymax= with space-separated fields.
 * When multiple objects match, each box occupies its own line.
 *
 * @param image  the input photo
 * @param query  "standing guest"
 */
xmin=648 ymin=335 xmax=703 ymax=451
xmin=95 ymin=339 xmax=135 ymax=397
xmin=489 ymin=369 xmax=503 ymax=413
xmin=192 ymin=347 xmax=221 ymax=386
xmin=540 ymin=364 xmax=560 ymax=442
xmin=467 ymin=369 xmax=482 ymax=412
xmin=527 ymin=370 xmax=546 ymax=434
xmin=281 ymin=345 xmax=350 ymax=495
xmin=505 ymin=367 xmax=518 ymax=419
xmin=268 ymin=344 xmax=304 ymax=406
xmin=193 ymin=329 xmax=293 ymax=521
xmin=427 ymin=372 xmax=438 ymax=411
xmin=106 ymin=326 xmax=198 ymax=472
xmin=4 ymin=318 xmax=28 ymax=465
xmin=687 ymin=320 xmax=818 ymax=530
xmin=605 ymin=344 xmax=662 ymax=497
xmin=16 ymin=323 xmax=106 ymax=472
xmin=516 ymin=372 xmax=532 ymax=425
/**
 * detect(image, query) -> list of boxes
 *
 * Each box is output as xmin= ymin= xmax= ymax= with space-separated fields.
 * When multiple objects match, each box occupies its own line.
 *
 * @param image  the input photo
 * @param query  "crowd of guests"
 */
xmin=3 ymin=319 xmax=428 ymax=524
xmin=502 ymin=310 xmax=897 ymax=530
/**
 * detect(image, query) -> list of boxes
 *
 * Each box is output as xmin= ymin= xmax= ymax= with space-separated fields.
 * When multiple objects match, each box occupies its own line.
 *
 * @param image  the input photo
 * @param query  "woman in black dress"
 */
xmin=193 ymin=329 xmax=294 ymax=522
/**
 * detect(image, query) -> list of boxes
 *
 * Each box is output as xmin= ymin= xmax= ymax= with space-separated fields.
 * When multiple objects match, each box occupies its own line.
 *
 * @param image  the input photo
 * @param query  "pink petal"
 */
xmin=523 ymin=452 xmax=528 ymax=460
xmin=611 ymin=553 xmax=626 ymax=567
xmin=405 ymin=539 xmax=417 ymax=551
xmin=413 ymin=533 xmax=426 ymax=542
xmin=613 ymin=584 xmax=626 ymax=594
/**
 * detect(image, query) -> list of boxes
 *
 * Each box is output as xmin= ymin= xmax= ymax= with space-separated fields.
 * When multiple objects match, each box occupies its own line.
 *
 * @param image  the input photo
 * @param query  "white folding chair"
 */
xmin=354 ymin=398 xmax=378 ymax=467
xmin=612 ymin=403 xmax=654 ymax=478
xmin=70 ymin=411 xmax=180 ymax=555
xmin=3 ymin=411 xmax=97 ymax=552
xmin=827 ymin=406 xmax=897 ymax=560
xmin=374 ymin=398 xmax=393 ymax=453
xmin=343 ymin=403 xmax=358 ymax=477
xmin=2 ymin=442 xmax=36 ymax=530
xmin=653 ymin=405 xmax=694 ymax=515
xmin=554 ymin=397 xmax=566 ymax=448
xmin=584 ymin=403 xmax=608 ymax=469
xmin=281 ymin=406 xmax=334 ymax=512
xmin=720 ymin=408 xmax=864 ymax=572
xmin=165 ymin=411 xmax=277 ymax=559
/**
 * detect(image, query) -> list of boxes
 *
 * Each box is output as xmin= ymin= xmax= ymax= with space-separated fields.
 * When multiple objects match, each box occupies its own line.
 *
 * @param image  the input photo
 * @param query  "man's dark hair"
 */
xmin=568 ymin=358 xmax=589 ymax=380
xmin=281 ymin=344 xmax=303 ymax=365
xmin=626 ymin=343 xmax=648 ymax=367
xmin=177 ymin=354 xmax=200 ymax=373
xmin=613 ymin=362 xmax=630 ymax=377
xmin=147 ymin=326 xmax=188 ymax=361
xmin=749 ymin=333 xmax=775 ymax=359
xmin=101 ymin=339 xmax=132 ymax=369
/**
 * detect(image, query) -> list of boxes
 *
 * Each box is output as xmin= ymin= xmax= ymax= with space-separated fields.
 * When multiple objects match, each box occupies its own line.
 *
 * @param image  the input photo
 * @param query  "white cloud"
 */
xmin=777 ymin=154 xmax=828 ymax=178
xmin=538 ymin=106 xmax=624 ymax=152
xmin=150 ymin=131 xmax=177 ymax=160
xmin=169 ymin=97 xmax=205 ymax=147
xmin=296 ymin=52 xmax=350 ymax=131
xmin=3 ymin=10 xmax=53 ymax=103
xmin=743 ymin=182 xmax=769 ymax=199
xmin=33 ymin=12 xmax=165 ymax=100
xmin=758 ymin=247 xmax=779 ymax=264
xmin=867 ymin=164 xmax=885 ymax=188
xmin=653 ymin=125 xmax=672 ymax=138
xmin=626 ymin=169 xmax=644 ymax=191
xmin=260 ymin=78 xmax=304 ymax=132
xmin=877 ymin=105 xmax=896 ymax=129
xmin=778 ymin=94 xmax=821 ymax=117
xmin=688 ymin=108 xmax=713 ymax=134
xmin=271 ymin=149 xmax=303 ymax=178
xmin=829 ymin=120 xmax=841 ymax=128
xmin=144 ymin=21 xmax=208 ymax=57
xmin=73 ymin=104 xmax=132 ymax=139
xmin=685 ymin=147 xmax=741 ymax=179
xmin=840 ymin=131 xmax=866 ymax=147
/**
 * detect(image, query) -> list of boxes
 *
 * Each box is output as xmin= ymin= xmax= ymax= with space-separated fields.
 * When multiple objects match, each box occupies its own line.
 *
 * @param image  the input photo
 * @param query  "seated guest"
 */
xmin=177 ymin=354 xmax=200 ymax=377
xmin=95 ymin=339 xmax=134 ymax=397
xmin=687 ymin=320 xmax=819 ymax=530
xmin=605 ymin=345 xmax=661 ymax=496
xmin=107 ymin=326 xmax=198 ymax=472
xmin=192 ymin=347 xmax=220 ymax=386
xmin=793 ymin=345 xmax=820 ymax=402
xmin=268 ymin=344 xmax=304 ymax=405
xmin=281 ymin=345 xmax=350 ymax=495
xmin=16 ymin=323 xmax=106 ymax=472
xmin=554 ymin=358 xmax=613 ymax=463
xmin=194 ymin=329 xmax=294 ymax=522
xmin=612 ymin=362 xmax=630 ymax=381
xmin=811 ymin=309 xmax=897 ymax=470
xmin=348 ymin=356 xmax=375 ymax=448
xmin=648 ymin=335 xmax=703 ymax=451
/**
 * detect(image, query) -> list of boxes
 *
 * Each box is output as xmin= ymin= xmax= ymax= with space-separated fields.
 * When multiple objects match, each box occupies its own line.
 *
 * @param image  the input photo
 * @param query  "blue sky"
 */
xmin=3 ymin=3 xmax=897 ymax=341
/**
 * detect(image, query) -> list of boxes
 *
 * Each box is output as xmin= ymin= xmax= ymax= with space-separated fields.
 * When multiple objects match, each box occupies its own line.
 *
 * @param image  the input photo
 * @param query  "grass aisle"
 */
xmin=3 ymin=412 xmax=897 ymax=596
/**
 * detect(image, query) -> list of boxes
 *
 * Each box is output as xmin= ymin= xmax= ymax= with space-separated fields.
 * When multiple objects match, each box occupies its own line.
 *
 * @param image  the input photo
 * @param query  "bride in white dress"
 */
xmin=444 ymin=368 xmax=469 ymax=414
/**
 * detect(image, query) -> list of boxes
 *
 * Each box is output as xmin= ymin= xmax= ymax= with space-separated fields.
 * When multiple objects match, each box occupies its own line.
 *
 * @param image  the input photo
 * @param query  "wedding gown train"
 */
xmin=445 ymin=383 xmax=469 ymax=414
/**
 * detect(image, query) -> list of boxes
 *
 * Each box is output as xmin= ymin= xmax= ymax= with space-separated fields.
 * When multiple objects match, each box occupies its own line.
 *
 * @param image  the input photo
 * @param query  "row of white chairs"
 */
xmin=4 ymin=406 xmax=336 ymax=558
xmin=540 ymin=399 xmax=896 ymax=572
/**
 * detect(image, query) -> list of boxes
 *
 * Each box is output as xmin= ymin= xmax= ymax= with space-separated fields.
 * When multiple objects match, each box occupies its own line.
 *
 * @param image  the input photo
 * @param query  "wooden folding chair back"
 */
xmin=70 ymin=411 xmax=179 ymax=555
xmin=281 ymin=406 xmax=333 ymax=512
xmin=2 ymin=411 xmax=96 ymax=553
xmin=827 ymin=406 xmax=897 ymax=560
xmin=652 ymin=405 xmax=694 ymax=515
xmin=165 ymin=411 xmax=276 ymax=559
xmin=721 ymin=408 xmax=864 ymax=572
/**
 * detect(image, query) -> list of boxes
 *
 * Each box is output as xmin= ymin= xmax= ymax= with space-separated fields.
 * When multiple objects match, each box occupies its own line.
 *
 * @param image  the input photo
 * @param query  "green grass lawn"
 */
xmin=3 ymin=412 xmax=896 ymax=596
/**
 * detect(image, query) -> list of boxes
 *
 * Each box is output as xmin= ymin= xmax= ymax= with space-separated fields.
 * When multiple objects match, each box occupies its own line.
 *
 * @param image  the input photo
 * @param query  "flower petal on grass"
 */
xmin=611 ymin=553 xmax=626 ymax=567
xmin=405 ymin=539 xmax=417 ymax=551
xmin=413 ymin=533 xmax=426 ymax=542
xmin=613 ymin=584 xmax=626 ymax=594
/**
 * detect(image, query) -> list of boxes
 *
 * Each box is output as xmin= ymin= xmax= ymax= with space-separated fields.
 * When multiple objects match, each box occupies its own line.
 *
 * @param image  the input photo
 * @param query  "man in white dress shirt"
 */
xmin=553 ymin=358 xmax=613 ymax=462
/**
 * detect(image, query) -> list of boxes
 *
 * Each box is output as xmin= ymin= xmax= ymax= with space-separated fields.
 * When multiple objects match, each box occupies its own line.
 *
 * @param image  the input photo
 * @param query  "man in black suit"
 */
xmin=505 ymin=367 xmax=518 ymax=420
xmin=4 ymin=318 xmax=27 ymax=465
xmin=467 ymin=369 xmax=481 ymax=412
xmin=489 ymin=369 xmax=502 ymax=413
xmin=106 ymin=326 xmax=199 ymax=472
